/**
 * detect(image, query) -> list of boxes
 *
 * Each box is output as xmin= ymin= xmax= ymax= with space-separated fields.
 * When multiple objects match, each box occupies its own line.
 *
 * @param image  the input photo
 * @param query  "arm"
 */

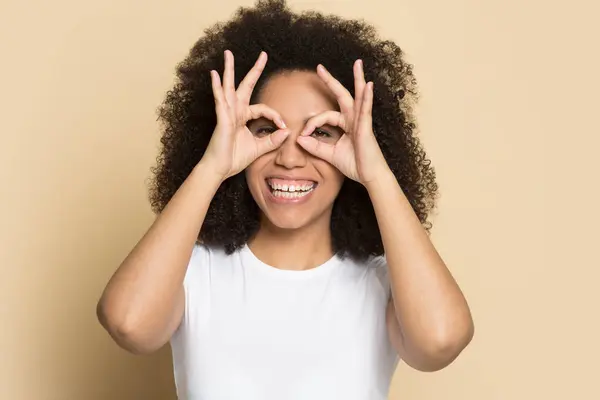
xmin=96 ymin=161 xmax=222 ymax=354
xmin=366 ymin=171 xmax=474 ymax=372
xmin=293 ymin=61 xmax=473 ymax=371
xmin=97 ymin=50 xmax=288 ymax=355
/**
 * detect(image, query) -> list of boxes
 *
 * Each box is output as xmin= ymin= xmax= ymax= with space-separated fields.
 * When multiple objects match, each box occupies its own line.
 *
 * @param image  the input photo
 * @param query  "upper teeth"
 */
xmin=268 ymin=182 xmax=315 ymax=192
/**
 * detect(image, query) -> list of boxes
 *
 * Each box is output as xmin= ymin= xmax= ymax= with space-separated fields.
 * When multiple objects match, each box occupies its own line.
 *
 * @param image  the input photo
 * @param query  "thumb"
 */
xmin=255 ymin=129 xmax=290 ymax=156
xmin=296 ymin=136 xmax=335 ymax=164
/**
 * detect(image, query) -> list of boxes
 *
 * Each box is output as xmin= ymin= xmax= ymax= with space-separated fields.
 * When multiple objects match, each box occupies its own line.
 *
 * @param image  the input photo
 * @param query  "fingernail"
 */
xmin=358 ymin=59 xmax=363 ymax=67
xmin=278 ymin=119 xmax=287 ymax=128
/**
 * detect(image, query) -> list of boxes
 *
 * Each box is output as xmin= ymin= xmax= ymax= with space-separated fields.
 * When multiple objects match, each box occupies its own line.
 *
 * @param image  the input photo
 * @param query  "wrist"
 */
xmin=364 ymin=168 xmax=397 ymax=193
xmin=192 ymin=159 xmax=227 ymax=188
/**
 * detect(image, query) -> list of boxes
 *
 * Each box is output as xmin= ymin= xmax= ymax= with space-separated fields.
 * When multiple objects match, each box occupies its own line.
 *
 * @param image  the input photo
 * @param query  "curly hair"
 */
xmin=150 ymin=0 xmax=438 ymax=260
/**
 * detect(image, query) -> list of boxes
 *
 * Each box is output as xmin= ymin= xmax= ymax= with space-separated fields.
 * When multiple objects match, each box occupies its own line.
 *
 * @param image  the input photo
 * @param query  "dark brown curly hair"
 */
xmin=150 ymin=0 xmax=438 ymax=260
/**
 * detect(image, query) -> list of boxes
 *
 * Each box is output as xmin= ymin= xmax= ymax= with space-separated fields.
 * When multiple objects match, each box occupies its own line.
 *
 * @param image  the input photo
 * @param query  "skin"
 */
xmin=245 ymin=71 xmax=345 ymax=269
xmin=97 ymin=50 xmax=474 ymax=372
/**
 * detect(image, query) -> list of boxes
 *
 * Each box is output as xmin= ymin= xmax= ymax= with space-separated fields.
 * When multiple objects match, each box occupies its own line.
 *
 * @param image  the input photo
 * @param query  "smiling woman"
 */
xmin=245 ymin=71 xmax=345 ymax=231
xmin=96 ymin=0 xmax=474 ymax=399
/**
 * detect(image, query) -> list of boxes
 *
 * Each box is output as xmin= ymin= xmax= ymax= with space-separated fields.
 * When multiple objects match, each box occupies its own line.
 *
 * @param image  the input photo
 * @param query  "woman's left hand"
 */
xmin=296 ymin=61 xmax=391 ymax=186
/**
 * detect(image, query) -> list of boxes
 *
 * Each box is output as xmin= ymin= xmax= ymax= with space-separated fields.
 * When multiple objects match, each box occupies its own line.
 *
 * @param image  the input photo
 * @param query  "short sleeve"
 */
xmin=177 ymin=243 xmax=211 ymax=331
xmin=183 ymin=243 xmax=209 ymax=290
xmin=369 ymin=255 xmax=391 ymax=299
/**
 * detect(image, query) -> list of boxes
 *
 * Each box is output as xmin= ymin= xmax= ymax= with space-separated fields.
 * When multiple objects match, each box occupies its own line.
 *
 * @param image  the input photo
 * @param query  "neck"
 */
xmin=248 ymin=217 xmax=334 ymax=271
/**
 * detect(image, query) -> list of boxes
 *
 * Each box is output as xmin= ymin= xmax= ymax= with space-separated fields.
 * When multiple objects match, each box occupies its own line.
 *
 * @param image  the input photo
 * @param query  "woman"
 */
xmin=97 ymin=1 xmax=474 ymax=398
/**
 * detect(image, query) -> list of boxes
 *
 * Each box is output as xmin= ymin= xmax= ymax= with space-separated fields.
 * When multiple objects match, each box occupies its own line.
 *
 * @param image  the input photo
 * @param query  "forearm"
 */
xmin=366 ymin=171 xmax=473 ymax=369
xmin=97 ymin=160 xmax=222 ymax=353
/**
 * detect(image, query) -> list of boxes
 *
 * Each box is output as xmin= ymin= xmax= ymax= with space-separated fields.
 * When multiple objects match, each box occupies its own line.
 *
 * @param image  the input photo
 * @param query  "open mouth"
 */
xmin=266 ymin=178 xmax=317 ymax=199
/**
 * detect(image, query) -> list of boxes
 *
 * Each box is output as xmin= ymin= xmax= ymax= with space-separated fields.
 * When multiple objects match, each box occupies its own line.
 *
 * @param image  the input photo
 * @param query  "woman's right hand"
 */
xmin=202 ymin=50 xmax=289 ymax=180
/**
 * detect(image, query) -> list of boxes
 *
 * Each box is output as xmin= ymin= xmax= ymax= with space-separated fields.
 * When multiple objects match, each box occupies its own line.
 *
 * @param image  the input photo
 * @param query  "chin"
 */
xmin=262 ymin=212 xmax=314 ymax=231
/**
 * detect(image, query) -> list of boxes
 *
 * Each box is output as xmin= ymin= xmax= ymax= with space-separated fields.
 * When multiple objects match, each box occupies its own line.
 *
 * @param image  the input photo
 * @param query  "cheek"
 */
xmin=315 ymin=161 xmax=345 ymax=191
xmin=245 ymin=156 xmax=270 ymax=194
xmin=245 ymin=155 xmax=267 ymax=180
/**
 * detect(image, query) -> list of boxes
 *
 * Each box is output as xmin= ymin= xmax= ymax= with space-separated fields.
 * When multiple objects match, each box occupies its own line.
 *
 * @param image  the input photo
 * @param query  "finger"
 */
xmin=210 ymin=70 xmax=229 ymax=120
xmin=296 ymin=136 xmax=336 ymax=164
xmin=357 ymin=81 xmax=374 ymax=136
xmin=316 ymin=64 xmax=355 ymax=114
xmin=300 ymin=111 xmax=346 ymax=136
xmin=223 ymin=50 xmax=236 ymax=107
xmin=237 ymin=51 xmax=267 ymax=104
xmin=247 ymin=104 xmax=287 ymax=129
xmin=255 ymin=128 xmax=290 ymax=156
xmin=353 ymin=60 xmax=366 ymax=124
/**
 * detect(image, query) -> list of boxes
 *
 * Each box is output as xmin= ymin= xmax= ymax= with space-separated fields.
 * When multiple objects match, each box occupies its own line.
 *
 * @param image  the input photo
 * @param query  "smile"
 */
xmin=266 ymin=178 xmax=317 ymax=200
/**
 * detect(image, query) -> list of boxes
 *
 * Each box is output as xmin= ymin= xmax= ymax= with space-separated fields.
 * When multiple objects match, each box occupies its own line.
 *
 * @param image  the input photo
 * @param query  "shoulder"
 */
xmin=184 ymin=243 xmax=234 ymax=283
xmin=339 ymin=253 xmax=387 ymax=273
xmin=337 ymin=253 xmax=389 ymax=290
xmin=188 ymin=242 xmax=231 ymax=265
xmin=360 ymin=254 xmax=390 ymax=296
xmin=186 ymin=243 xmax=209 ymax=273
xmin=366 ymin=254 xmax=387 ymax=270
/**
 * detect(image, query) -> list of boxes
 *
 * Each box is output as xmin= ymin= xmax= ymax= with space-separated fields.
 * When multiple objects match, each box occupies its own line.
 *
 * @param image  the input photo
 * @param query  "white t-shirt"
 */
xmin=170 ymin=243 xmax=399 ymax=400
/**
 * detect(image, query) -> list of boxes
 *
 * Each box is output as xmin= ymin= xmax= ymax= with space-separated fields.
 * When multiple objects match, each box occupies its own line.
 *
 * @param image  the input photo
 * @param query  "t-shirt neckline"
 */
xmin=240 ymin=243 xmax=342 ymax=279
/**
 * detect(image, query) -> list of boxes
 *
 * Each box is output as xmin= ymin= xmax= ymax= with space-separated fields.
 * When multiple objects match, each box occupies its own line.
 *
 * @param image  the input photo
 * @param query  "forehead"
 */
xmin=255 ymin=71 xmax=340 ymax=117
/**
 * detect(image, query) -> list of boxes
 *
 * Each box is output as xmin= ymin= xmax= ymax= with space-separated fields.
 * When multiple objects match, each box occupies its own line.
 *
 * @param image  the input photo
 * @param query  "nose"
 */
xmin=274 ymin=129 xmax=308 ymax=169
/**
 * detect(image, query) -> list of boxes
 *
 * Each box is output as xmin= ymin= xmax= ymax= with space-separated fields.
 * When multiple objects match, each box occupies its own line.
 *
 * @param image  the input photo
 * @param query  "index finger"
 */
xmin=316 ymin=64 xmax=354 ymax=114
xmin=237 ymin=51 xmax=268 ymax=103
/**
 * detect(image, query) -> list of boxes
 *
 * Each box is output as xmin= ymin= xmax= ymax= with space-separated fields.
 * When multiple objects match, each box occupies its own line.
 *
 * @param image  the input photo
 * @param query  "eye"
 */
xmin=253 ymin=126 xmax=277 ymax=137
xmin=310 ymin=128 xmax=332 ymax=139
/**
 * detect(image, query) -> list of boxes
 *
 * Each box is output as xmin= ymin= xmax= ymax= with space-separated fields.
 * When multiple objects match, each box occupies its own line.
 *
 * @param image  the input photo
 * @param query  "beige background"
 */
xmin=1 ymin=0 xmax=598 ymax=399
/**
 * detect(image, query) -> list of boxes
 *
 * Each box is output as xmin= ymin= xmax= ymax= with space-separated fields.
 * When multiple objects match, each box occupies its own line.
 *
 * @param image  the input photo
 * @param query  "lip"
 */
xmin=265 ymin=174 xmax=319 ymax=182
xmin=263 ymin=178 xmax=317 ymax=205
